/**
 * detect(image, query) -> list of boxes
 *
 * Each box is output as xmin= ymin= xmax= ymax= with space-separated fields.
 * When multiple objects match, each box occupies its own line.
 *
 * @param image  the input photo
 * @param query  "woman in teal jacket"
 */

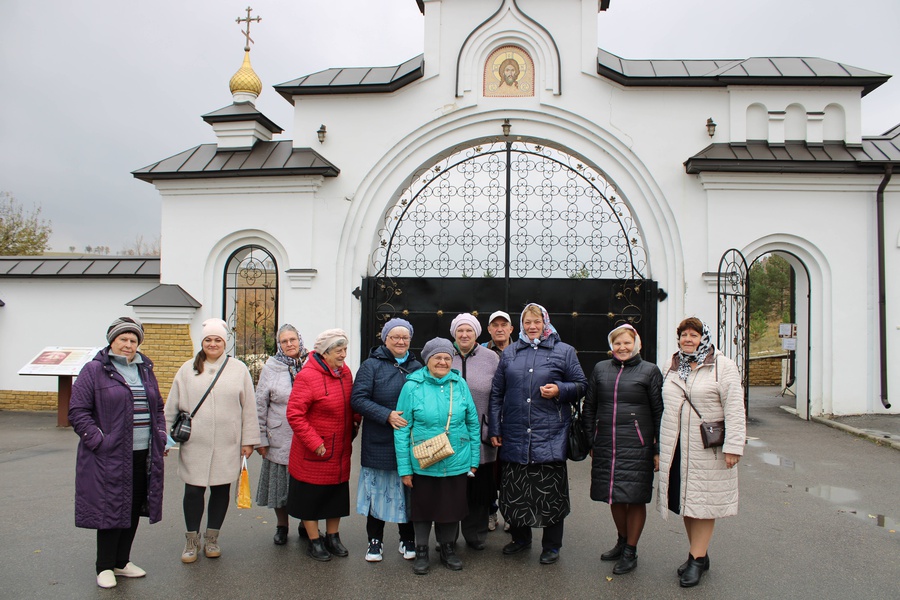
xmin=394 ymin=338 xmax=480 ymax=575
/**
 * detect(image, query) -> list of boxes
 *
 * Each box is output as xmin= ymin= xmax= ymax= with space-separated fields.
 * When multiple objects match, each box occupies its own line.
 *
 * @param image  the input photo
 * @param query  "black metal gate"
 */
xmin=362 ymin=139 xmax=658 ymax=375
xmin=716 ymin=248 xmax=750 ymax=412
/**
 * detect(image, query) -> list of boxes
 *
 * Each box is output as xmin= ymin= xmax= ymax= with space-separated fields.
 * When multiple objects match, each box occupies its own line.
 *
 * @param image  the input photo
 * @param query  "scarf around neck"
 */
xmin=676 ymin=320 xmax=712 ymax=381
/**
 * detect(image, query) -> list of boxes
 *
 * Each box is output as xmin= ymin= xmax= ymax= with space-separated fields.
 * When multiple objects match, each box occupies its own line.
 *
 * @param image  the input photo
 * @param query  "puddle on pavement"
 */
xmin=787 ymin=484 xmax=898 ymax=531
xmin=760 ymin=452 xmax=796 ymax=468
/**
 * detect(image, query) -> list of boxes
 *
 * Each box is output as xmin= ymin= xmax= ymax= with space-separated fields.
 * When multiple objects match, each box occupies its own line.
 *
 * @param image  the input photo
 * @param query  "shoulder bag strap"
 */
xmin=444 ymin=382 xmax=453 ymax=434
xmin=682 ymin=389 xmax=704 ymax=421
xmin=190 ymin=355 xmax=229 ymax=418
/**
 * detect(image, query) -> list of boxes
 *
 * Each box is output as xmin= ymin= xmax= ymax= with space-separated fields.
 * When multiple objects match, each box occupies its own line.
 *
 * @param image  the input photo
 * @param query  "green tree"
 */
xmin=0 ymin=192 xmax=52 ymax=255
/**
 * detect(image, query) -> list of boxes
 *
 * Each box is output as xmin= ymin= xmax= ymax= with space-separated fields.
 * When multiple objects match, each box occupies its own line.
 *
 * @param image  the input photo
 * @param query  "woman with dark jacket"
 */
xmin=69 ymin=317 xmax=166 ymax=589
xmin=583 ymin=323 xmax=663 ymax=575
xmin=351 ymin=318 xmax=422 ymax=562
xmin=287 ymin=329 xmax=360 ymax=561
xmin=488 ymin=303 xmax=587 ymax=565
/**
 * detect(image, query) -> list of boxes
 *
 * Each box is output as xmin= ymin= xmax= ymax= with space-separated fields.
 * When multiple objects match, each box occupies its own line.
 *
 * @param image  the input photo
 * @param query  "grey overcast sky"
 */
xmin=1 ymin=0 xmax=898 ymax=253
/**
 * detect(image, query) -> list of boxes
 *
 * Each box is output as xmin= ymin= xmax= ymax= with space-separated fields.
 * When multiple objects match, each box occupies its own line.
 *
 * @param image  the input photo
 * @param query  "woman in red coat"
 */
xmin=287 ymin=328 xmax=360 ymax=561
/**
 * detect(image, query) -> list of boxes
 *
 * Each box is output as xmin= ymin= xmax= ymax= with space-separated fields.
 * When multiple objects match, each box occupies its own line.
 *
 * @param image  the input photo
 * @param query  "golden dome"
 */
xmin=229 ymin=51 xmax=262 ymax=96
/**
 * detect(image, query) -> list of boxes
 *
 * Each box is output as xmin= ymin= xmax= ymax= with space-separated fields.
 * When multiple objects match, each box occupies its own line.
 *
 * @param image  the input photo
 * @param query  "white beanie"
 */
xmin=449 ymin=313 xmax=482 ymax=338
xmin=201 ymin=318 xmax=229 ymax=340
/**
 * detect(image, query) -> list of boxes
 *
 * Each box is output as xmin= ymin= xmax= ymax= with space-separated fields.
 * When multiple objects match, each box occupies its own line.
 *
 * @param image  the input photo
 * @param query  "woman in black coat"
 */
xmin=583 ymin=324 xmax=663 ymax=575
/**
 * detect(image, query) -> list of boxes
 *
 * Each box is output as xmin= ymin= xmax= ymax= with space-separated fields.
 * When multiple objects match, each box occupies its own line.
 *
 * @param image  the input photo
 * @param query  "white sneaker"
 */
xmin=113 ymin=562 xmax=146 ymax=578
xmin=96 ymin=570 xmax=116 ymax=589
xmin=399 ymin=540 xmax=416 ymax=560
xmin=365 ymin=539 xmax=383 ymax=562
xmin=488 ymin=513 xmax=498 ymax=531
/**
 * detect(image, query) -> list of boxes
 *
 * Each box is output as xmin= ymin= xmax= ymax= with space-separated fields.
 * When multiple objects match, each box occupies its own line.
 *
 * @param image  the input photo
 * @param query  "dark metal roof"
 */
xmin=685 ymin=135 xmax=900 ymax=174
xmin=132 ymin=141 xmax=339 ymax=182
xmin=202 ymin=102 xmax=283 ymax=134
xmin=274 ymin=55 xmax=424 ymax=102
xmin=0 ymin=257 xmax=161 ymax=278
xmin=126 ymin=284 xmax=201 ymax=308
xmin=598 ymin=49 xmax=890 ymax=96
xmin=0 ymin=298 xmax=5 ymax=307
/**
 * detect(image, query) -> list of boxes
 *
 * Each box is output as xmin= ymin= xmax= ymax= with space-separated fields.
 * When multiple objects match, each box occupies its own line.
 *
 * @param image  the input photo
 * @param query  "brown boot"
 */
xmin=203 ymin=529 xmax=221 ymax=558
xmin=182 ymin=531 xmax=200 ymax=563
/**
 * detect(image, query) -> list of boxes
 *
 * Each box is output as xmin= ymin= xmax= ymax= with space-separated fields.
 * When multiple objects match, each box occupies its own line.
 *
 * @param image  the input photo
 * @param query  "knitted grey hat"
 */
xmin=106 ymin=316 xmax=144 ymax=345
xmin=381 ymin=318 xmax=414 ymax=342
xmin=420 ymin=337 xmax=455 ymax=364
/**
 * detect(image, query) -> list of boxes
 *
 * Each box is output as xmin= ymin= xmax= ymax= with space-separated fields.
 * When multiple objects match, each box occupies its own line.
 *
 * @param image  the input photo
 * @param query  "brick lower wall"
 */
xmin=0 ymin=390 xmax=57 ymax=411
xmin=749 ymin=354 xmax=788 ymax=386
xmin=0 ymin=323 xmax=195 ymax=412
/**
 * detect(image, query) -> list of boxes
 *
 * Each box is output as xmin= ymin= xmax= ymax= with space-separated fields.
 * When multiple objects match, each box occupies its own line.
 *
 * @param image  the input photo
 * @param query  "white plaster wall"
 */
xmin=0 ymin=279 xmax=157 ymax=392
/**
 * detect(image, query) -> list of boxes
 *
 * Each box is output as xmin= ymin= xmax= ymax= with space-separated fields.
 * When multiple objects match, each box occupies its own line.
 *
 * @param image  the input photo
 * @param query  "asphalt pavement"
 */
xmin=1 ymin=387 xmax=898 ymax=599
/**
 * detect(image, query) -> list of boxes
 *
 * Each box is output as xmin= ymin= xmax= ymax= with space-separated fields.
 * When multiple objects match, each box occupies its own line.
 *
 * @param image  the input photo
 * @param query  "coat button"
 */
xmin=529 ymin=368 xmax=533 ymax=373
xmin=527 ymin=398 xmax=531 ymax=403
xmin=527 ymin=428 xmax=531 ymax=433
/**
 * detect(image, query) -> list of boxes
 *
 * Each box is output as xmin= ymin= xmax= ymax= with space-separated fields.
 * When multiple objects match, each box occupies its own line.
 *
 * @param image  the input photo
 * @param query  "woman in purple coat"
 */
xmin=69 ymin=317 xmax=167 ymax=589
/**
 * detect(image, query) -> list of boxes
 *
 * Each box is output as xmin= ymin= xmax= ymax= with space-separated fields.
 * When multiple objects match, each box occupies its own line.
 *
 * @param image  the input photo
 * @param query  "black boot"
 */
xmin=677 ymin=552 xmax=710 ymax=576
xmin=601 ymin=535 xmax=626 ymax=561
xmin=324 ymin=533 xmax=349 ymax=557
xmin=413 ymin=545 xmax=430 ymax=575
xmin=439 ymin=542 xmax=463 ymax=571
xmin=679 ymin=554 xmax=708 ymax=587
xmin=307 ymin=537 xmax=331 ymax=562
xmin=612 ymin=544 xmax=637 ymax=574
xmin=273 ymin=526 xmax=288 ymax=546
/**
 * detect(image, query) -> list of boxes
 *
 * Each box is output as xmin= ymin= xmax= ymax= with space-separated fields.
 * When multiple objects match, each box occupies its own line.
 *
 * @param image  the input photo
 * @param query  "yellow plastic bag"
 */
xmin=236 ymin=456 xmax=252 ymax=509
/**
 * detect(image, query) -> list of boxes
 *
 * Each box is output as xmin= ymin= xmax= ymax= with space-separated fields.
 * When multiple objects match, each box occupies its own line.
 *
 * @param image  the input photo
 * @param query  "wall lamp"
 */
xmin=706 ymin=118 xmax=716 ymax=138
xmin=502 ymin=118 xmax=511 ymax=137
xmin=317 ymin=124 xmax=327 ymax=143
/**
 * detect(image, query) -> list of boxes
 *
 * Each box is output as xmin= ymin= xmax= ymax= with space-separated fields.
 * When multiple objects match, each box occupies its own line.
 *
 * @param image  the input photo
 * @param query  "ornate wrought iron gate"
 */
xmin=362 ymin=140 xmax=658 ymax=375
xmin=716 ymin=248 xmax=750 ymax=412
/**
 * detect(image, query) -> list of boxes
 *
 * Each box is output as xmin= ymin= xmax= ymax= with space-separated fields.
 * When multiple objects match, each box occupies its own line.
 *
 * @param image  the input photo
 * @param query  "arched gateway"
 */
xmin=361 ymin=139 xmax=660 ymax=374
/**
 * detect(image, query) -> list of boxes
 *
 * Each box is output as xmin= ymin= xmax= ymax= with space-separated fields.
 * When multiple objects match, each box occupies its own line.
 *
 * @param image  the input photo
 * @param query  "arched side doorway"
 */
xmin=361 ymin=139 xmax=659 ymax=375
xmin=223 ymin=244 xmax=279 ymax=363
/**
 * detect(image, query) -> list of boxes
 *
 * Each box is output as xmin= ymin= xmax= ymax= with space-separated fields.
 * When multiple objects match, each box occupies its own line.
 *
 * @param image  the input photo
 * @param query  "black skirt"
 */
xmin=668 ymin=439 xmax=682 ymax=515
xmin=410 ymin=474 xmax=469 ymax=523
xmin=499 ymin=461 xmax=570 ymax=528
xmin=467 ymin=460 xmax=498 ymax=506
xmin=287 ymin=476 xmax=350 ymax=520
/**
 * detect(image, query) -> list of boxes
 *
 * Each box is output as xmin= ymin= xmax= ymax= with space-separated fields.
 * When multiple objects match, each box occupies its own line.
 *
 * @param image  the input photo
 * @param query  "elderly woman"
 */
xmin=489 ymin=303 xmax=587 ymax=565
xmin=286 ymin=329 xmax=360 ymax=562
xmin=583 ymin=323 xmax=663 ymax=575
xmin=449 ymin=313 xmax=500 ymax=550
xmin=657 ymin=318 xmax=746 ymax=588
xmin=351 ymin=318 xmax=422 ymax=563
xmin=165 ymin=318 xmax=259 ymax=563
xmin=69 ymin=317 xmax=166 ymax=589
xmin=255 ymin=324 xmax=309 ymax=546
xmin=394 ymin=338 xmax=480 ymax=575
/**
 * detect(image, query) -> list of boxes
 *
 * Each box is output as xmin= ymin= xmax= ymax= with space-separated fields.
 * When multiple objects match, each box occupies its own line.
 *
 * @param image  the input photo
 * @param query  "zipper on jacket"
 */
xmin=609 ymin=363 xmax=624 ymax=502
xmin=634 ymin=420 xmax=645 ymax=446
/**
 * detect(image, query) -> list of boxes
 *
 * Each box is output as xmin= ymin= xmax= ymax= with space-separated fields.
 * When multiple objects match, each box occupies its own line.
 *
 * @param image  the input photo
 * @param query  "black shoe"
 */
xmin=600 ymin=535 xmax=626 ymax=561
xmin=539 ymin=548 xmax=560 ymax=565
xmin=680 ymin=555 xmax=708 ymax=587
xmin=502 ymin=540 xmax=531 ymax=555
xmin=677 ymin=552 xmax=709 ymax=576
xmin=324 ymin=533 xmax=349 ymax=557
xmin=612 ymin=545 xmax=637 ymax=574
xmin=298 ymin=525 xmax=308 ymax=540
xmin=439 ymin=543 xmax=463 ymax=571
xmin=413 ymin=545 xmax=430 ymax=575
xmin=307 ymin=537 xmax=331 ymax=562
xmin=273 ymin=526 xmax=288 ymax=546
xmin=466 ymin=540 xmax=485 ymax=551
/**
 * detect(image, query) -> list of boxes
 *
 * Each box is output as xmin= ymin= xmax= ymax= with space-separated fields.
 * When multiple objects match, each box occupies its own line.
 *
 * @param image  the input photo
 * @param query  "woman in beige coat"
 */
xmin=165 ymin=318 xmax=260 ymax=563
xmin=657 ymin=317 xmax=746 ymax=588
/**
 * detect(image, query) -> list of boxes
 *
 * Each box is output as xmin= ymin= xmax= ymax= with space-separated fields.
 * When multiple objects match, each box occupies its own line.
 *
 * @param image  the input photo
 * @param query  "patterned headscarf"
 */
xmin=274 ymin=323 xmax=306 ymax=379
xmin=519 ymin=303 xmax=558 ymax=347
xmin=676 ymin=320 xmax=712 ymax=381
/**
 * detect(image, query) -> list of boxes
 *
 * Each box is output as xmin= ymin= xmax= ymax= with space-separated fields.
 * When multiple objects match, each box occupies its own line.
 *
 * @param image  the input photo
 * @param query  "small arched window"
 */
xmin=223 ymin=244 xmax=278 ymax=362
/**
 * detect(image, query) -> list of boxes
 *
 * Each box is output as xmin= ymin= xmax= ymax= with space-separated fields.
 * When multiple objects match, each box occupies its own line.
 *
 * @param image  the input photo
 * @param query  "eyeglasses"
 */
xmin=388 ymin=335 xmax=411 ymax=342
xmin=431 ymin=356 xmax=452 ymax=363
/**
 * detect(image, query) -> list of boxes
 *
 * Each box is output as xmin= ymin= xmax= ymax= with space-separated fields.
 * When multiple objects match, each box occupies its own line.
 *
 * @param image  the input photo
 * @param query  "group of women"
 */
xmin=70 ymin=306 xmax=745 ymax=589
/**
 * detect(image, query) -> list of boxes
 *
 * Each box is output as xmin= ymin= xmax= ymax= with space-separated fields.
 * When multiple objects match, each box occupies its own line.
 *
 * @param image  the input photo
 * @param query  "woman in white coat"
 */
xmin=165 ymin=318 xmax=260 ymax=563
xmin=657 ymin=317 xmax=746 ymax=588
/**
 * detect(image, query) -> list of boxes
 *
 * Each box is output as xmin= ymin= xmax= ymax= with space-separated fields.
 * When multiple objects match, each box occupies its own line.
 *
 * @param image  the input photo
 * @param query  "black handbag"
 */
xmin=683 ymin=391 xmax=725 ymax=449
xmin=170 ymin=356 xmax=229 ymax=443
xmin=567 ymin=399 xmax=591 ymax=461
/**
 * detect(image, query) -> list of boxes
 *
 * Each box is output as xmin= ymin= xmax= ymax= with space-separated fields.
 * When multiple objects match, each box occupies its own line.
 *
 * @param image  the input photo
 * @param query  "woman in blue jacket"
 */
xmin=351 ymin=318 xmax=422 ymax=563
xmin=394 ymin=338 xmax=480 ymax=575
xmin=488 ymin=304 xmax=587 ymax=565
